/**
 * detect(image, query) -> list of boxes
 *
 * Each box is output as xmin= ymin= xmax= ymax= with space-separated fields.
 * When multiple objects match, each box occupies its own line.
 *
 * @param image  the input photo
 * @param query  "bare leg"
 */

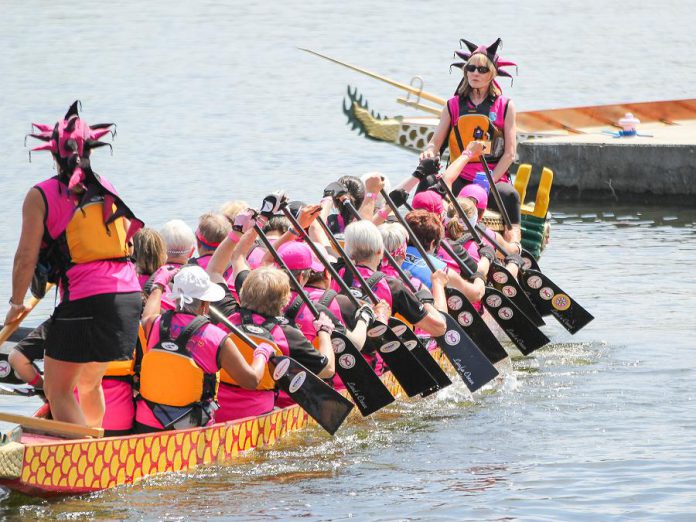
xmin=76 ymin=362 xmax=109 ymax=428
xmin=43 ymin=356 xmax=85 ymax=425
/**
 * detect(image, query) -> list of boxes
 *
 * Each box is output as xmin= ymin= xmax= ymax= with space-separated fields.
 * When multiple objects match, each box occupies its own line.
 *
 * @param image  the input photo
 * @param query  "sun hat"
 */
xmin=168 ymin=266 xmax=225 ymax=307
xmin=458 ymin=184 xmax=488 ymax=210
xmin=277 ymin=241 xmax=324 ymax=272
xmin=412 ymin=190 xmax=445 ymax=215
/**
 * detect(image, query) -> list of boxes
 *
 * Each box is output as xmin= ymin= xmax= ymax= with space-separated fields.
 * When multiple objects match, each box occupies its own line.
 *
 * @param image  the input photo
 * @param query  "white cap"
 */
xmin=167 ymin=266 xmax=225 ymax=307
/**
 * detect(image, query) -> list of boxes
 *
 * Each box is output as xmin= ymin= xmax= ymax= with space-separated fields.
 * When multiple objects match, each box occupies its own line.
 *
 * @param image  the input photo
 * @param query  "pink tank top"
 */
xmin=135 ymin=313 xmax=226 ymax=429
xmin=34 ymin=177 xmax=140 ymax=302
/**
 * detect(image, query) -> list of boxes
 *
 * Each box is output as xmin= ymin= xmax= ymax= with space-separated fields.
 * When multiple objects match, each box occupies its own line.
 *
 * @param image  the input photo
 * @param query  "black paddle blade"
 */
xmin=482 ymin=287 xmax=550 ymax=355
xmin=445 ymin=287 xmax=509 ymax=364
xmin=519 ymin=269 xmax=595 ymax=334
xmin=388 ymin=317 xmax=452 ymax=396
xmin=0 ymin=354 xmax=26 ymax=385
xmin=330 ymin=331 xmax=395 ymax=416
xmin=520 ymin=249 xmax=541 ymax=272
xmin=364 ymin=320 xmax=438 ymax=397
xmin=270 ymin=356 xmax=354 ymax=435
xmin=434 ymin=313 xmax=499 ymax=392
xmin=0 ymin=325 xmax=36 ymax=344
xmin=489 ymin=263 xmax=546 ymax=327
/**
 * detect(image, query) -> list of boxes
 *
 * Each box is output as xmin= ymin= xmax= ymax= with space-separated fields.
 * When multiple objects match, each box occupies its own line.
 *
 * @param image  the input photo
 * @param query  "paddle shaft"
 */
xmin=0 ymin=284 xmax=53 ymax=345
xmin=209 ymin=306 xmax=260 ymax=351
xmin=480 ymin=156 xmax=513 ymax=231
xmin=438 ymin=177 xmax=487 ymax=247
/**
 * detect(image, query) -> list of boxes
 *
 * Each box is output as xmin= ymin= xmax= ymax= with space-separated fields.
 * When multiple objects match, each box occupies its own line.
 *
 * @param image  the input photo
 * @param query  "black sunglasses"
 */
xmin=465 ymin=64 xmax=490 ymax=74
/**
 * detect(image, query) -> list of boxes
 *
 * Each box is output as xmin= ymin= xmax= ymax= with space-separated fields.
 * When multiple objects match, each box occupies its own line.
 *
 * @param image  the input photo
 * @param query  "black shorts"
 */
xmin=44 ymin=292 xmax=142 ymax=363
xmin=14 ymin=319 xmax=50 ymax=362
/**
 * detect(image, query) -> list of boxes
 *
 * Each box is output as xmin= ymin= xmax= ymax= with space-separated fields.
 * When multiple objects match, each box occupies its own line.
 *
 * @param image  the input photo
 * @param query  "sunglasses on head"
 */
xmin=465 ymin=64 xmax=490 ymax=74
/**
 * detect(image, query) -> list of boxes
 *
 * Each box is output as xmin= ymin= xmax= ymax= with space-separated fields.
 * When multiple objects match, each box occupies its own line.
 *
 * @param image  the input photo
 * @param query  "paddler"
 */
xmin=189 ymin=212 xmax=235 ymax=286
xmin=132 ymin=227 xmax=167 ymax=291
xmin=6 ymin=101 xmax=143 ymax=427
xmin=420 ymin=38 xmax=522 ymax=243
xmin=135 ymin=266 xmax=272 ymax=433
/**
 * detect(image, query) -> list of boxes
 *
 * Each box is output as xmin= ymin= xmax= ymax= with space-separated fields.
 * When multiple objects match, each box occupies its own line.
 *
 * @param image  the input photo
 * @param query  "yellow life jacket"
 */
xmin=65 ymin=199 xmax=131 ymax=264
xmin=219 ymin=321 xmax=282 ymax=391
xmin=104 ymin=357 xmax=135 ymax=377
xmin=448 ymin=114 xmax=504 ymax=162
xmin=139 ymin=313 xmax=219 ymax=408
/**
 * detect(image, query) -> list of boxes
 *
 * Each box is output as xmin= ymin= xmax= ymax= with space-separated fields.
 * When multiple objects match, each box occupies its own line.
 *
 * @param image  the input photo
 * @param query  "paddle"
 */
xmin=326 ymin=200 xmax=453 ymax=395
xmin=0 ymin=284 xmax=53 ymax=345
xmin=258 ymin=211 xmax=396 ymax=416
xmin=209 ymin=305 xmax=353 ymax=436
xmin=435 ymin=183 xmax=551 ymax=354
xmin=474 ymin=226 xmax=594 ymax=334
xmin=379 ymin=188 xmax=500 ymax=391
xmin=314 ymin=214 xmax=442 ymax=397
xmin=388 ymin=190 xmax=510 ymax=365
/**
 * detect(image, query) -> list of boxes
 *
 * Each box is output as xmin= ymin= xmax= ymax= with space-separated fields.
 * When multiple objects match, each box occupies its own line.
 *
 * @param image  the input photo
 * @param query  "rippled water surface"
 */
xmin=1 ymin=0 xmax=695 ymax=520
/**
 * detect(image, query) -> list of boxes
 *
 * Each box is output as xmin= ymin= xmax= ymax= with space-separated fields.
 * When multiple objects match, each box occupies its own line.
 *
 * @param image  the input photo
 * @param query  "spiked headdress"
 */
xmin=26 ymin=101 xmax=116 ymax=190
xmin=450 ymin=38 xmax=517 ymax=94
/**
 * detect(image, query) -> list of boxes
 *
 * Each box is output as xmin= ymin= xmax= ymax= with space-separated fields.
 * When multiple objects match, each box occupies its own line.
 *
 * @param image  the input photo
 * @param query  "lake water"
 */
xmin=1 ymin=0 xmax=695 ymax=519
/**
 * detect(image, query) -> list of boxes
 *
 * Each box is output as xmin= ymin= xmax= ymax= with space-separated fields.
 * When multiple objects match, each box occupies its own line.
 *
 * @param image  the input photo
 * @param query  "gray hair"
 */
xmin=379 ymin=222 xmax=409 ymax=253
xmin=159 ymin=219 xmax=196 ymax=258
xmin=344 ymin=220 xmax=384 ymax=263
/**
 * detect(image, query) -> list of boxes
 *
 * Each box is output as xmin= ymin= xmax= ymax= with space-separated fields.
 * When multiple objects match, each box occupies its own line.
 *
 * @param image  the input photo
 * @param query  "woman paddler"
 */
xmin=207 ymin=193 xmax=336 ymax=418
xmin=135 ymin=266 xmax=272 ymax=432
xmin=421 ymin=38 xmax=523 ymax=243
xmin=6 ymin=101 xmax=143 ymax=427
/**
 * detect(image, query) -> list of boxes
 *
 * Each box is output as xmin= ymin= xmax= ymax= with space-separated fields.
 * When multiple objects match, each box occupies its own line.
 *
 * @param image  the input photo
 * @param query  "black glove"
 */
xmin=355 ymin=304 xmax=375 ymax=325
xmin=260 ymin=191 xmax=287 ymax=218
xmin=389 ymin=188 xmax=410 ymax=209
xmin=323 ymin=181 xmax=348 ymax=199
xmin=414 ymin=288 xmax=434 ymax=304
xmin=478 ymin=245 xmax=496 ymax=263
xmin=504 ymin=253 xmax=524 ymax=269
xmin=412 ymin=158 xmax=440 ymax=180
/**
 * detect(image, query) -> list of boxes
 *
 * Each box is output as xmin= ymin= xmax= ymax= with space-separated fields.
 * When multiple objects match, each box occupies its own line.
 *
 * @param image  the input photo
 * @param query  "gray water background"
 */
xmin=1 ymin=0 xmax=695 ymax=519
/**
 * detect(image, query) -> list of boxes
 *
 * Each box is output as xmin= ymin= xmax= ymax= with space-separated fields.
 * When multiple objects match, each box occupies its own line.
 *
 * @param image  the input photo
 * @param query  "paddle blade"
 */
xmin=270 ymin=356 xmax=354 ymax=436
xmin=482 ymin=287 xmax=550 ymax=355
xmin=363 ymin=321 xmax=438 ymax=397
xmin=435 ymin=313 xmax=499 ymax=392
xmin=520 ymin=249 xmax=541 ymax=271
xmin=388 ymin=317 xmax=452 ymax=396
xmin=489 ymin=263 xmax=546 ymax=326
xmin=445 ymin=288 xmax=509 ymax=364
xmin=331 ymin=331 xmax=395 ymax=416
xmin=519 ymin=269 xmax=594 ymax=334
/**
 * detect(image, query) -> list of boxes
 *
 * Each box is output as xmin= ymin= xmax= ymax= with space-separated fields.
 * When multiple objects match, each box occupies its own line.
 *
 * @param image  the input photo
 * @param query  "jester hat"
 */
xmin=26 ymin=101 xmax=116 ymax=190
xmin=450 ymin=38 xmax=517 ymax=94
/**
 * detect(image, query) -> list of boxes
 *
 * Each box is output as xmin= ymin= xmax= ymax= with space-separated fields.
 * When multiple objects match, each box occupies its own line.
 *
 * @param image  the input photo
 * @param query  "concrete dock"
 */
xmin=517 ymin=120 xmax=696 ymax=203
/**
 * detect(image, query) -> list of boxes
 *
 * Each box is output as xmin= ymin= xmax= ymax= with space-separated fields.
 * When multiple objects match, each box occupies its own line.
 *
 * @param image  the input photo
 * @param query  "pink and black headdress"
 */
xmin=26 ymin=101 xmax=116 ymax=190
xmin=450 ymin=38 xmax=517 ymax=94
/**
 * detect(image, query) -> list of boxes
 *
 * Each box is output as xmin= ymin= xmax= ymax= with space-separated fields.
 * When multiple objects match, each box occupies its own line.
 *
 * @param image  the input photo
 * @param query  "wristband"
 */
xmin=365 ymin=192 xmax=378 ymax=201
xmin=288 ymin=226 xmax=305 ymax=239
xmin=377 ymin=207 xmax=390 ymax=220
xmin=227 ymin=229 xmax=241 ymax=242
xmin=461 ymin=150 xmax=472 ymax=159
xmin=28 ymin=373 xmax=41 ymax=387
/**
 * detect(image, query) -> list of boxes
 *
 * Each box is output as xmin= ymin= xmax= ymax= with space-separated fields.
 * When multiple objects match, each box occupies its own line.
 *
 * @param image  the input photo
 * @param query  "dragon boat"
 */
xmin=0 ymin=349 xmax=456 ymax=498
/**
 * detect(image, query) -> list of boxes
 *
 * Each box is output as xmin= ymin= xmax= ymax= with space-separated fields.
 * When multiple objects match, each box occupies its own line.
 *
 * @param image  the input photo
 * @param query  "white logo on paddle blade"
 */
xmin=245 ymin=325 xmax=265 ymax=335
xmin=367 ymin=324 xmax=387 ymax=337
xmin=502 ymin=285 xmax=517 ymax=297
xmin=526 ymin=275 xmax=542 ymax=289
xmin=539 ymin=287 xmax=555 ymax=300
xmin=444 ymin=330 xmax=461 ymax=346
xmin=0 ymin=361 xmax=10 ymax=378
xmin=492 ymin=271 xmax=508 ymax=284
xmin=458 ymin=311 xmax=473 ymax=327
xmin=404 ymin=340 xmax=418 ymax=350
xmin=380 ymin=341 xmax=401 ymax=353
xmin=391 ymin=324 xmax=407 ymax=336
xmin=273 ymin=358 xmax=290 ymax=380
xmin=289 ymin=371 xmax=306 ymax=393
xmin=498 ymin=307 xmax=514 ymax=320
xmin=486 ymin=294 xmax=502 ymax=308
xmin=161 ymin=342 xmax=179 ymax=352
xmin=339 ymin=354 xmax=356 ymax=369
xmin=447 ymin=295 xmax=463 ymax=310
xmin=331 ymin=338 xmax=346 ymax=354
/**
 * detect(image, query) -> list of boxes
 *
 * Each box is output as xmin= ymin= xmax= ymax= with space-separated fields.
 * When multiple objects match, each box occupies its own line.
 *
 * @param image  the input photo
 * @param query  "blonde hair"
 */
xmin=219 ymin=200 xmax=249 ymax=223
xmin=445 ymin=198 xmax=477 ymax=241
xmin=132 ymin=228 xmax=167 ymax=276
xmin=197 ymin=212 xmax=231 ymax=248
xmin=240 ymin=267 xmax=291 ymax=316
xmin=456 ymin=53 xmax=501 ymax=99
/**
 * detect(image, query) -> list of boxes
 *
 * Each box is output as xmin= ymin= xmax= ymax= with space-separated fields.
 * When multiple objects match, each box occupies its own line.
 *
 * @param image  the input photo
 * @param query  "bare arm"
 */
xmin=10 ymin=189 xmax=45 ymax=303
xmin=208 ymin=227 xmax=257 ymax=284
xmin=314 ymin=331 xmax=335 ymax=378
xmin=219 ymin=337 xmax=265 ymax=389
xmin=414 ymin=304 xmax=447 ymax=337
xmin=8 ymin=349 xmax=43 ymax=387
xmin=492 ymin=100 xmax=517 ymax=183
xmin=141 ymin=287 xmax=164 ymax=335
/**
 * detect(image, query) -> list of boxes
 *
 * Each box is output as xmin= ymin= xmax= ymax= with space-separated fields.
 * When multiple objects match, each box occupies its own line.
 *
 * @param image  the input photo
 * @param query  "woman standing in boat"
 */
xmin=6 ymin=102 xmax=144 ymax=428
xmin=421 ymin=38 xmax=522 ymax=244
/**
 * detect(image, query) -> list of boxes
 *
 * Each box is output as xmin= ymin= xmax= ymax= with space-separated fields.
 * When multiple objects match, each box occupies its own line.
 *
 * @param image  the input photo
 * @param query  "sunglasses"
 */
xmin=465 ymin=64 xmax=490 ymax=74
